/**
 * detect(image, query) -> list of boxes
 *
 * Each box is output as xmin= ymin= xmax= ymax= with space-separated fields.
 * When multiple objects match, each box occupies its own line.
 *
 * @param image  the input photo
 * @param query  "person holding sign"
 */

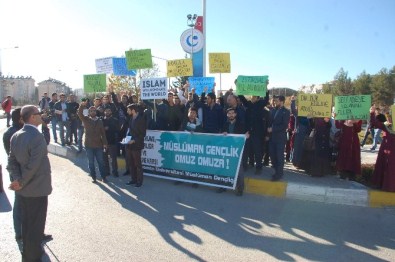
xmin=370 ymin=107 xmax=395 ymax=192
xmin=269 ymin=96 xmax=291 ymax=181
xmin=335 ymin=118 xmax=362 ymax=181
xmin=237 ymin=92 xmax=270 ymax=174
xmin=78 ymin=101 xmax=108 ymax=183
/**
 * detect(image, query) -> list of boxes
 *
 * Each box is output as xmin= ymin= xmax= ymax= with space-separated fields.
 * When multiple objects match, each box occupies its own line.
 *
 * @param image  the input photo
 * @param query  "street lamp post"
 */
xmin=186 ymin=14 xmax=198 ymax=61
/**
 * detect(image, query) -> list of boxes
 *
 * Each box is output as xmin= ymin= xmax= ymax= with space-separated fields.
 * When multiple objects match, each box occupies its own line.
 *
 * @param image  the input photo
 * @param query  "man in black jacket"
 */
xmin=218 ymin=108 xmax=249 ymax=196
xmin=103 ymin=108 xmax=120 ymax=177
xmin=269 ymin=95 xmax=291 ymax=181
xmin=238 ymin=92 xmax=271 ymax=174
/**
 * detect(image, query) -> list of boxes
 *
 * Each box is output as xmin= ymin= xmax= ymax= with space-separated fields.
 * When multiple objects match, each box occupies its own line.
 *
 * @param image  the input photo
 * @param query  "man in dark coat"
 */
xmin=217 ymin=107 xmax=248 ymax=196
xmin=269 ymin=95 xmax=291 ymax=181
xmin=103 ymin=108 xmax=120 ymax=177
xmin=7 ymin=105 xmax=52 ymax=261
xmin=125 ymin=104 xmax=147 ymax=187
xmin=238 ymin=92 xmax=270 ymax=174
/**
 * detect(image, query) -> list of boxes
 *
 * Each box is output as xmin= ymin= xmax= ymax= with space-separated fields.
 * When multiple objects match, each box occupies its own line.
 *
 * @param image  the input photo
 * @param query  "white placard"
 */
xmin=95 ymin=57 xmax=115 ymax=74
xmin=140 ymin=77 xmax=168 ymax=100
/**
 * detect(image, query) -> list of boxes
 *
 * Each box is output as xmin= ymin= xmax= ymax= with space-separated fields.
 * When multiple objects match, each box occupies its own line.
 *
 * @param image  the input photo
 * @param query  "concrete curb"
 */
xmin=47 ymin=144 xmax=395 ymax=208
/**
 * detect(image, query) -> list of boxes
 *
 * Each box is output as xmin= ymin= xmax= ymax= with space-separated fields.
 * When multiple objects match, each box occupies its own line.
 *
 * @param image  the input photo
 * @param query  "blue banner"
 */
xmin=188 ymin=77 xmax=215 ymax=95
xmin=142 ymin=130 xmax=246 ymax=189
xmin=112 ymin=58 xmax=137 ymax=76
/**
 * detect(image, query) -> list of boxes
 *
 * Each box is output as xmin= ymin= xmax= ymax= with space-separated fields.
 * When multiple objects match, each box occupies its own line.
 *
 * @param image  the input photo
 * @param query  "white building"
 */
xmin=0 ymin=76 xmax=36 ymax=105
xmin=37 ymin=78 xmax=71 ymax=100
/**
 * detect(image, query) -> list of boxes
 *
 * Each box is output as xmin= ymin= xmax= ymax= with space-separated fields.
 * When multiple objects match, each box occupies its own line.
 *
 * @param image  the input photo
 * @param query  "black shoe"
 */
xmin=42 ymin=234 xmax=53 ymax=241
xmin=235 ymin=190 xmax=243 ymax=196
xmin=271 ymin=176 xmax=282 ymax=182
xmin=126 ymin=180 xmax=136 ymax=185
xmin=135 ymin=183 xmax=142 ymax=188
xmin=216 ymin=188 xmax=227 ymax=193
xmin=102 ymin=177 xmax=108 ymax=183
xmin=122 ymin=171 xmax=130 ymax=176
xmin=92 ymin=179 xmax=97 ymax=183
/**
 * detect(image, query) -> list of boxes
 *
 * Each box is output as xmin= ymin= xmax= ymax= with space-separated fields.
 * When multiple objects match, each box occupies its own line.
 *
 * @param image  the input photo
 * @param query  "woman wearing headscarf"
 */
xmin=335 ymin=119 xmax=362 ymax=180
xmin=370 ymin=106 xmax=395 ymax=192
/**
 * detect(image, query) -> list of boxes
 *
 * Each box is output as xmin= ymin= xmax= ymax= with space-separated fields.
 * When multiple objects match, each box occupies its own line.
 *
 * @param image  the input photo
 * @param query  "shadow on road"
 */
xmin=92 ymin=176 xmax=392 ymax=262
xmin=0 ymin=192 xmax=12 ymax=212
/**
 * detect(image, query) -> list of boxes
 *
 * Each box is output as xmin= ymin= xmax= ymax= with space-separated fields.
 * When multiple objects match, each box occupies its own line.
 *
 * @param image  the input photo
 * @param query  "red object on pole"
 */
xmin=195 ymin=16 xmax=203 ymax=32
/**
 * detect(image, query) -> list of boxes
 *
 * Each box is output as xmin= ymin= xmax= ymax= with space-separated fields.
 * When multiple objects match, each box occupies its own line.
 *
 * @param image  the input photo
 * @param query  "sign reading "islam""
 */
xmin=140 ymin=77 xmax=168 ymax=99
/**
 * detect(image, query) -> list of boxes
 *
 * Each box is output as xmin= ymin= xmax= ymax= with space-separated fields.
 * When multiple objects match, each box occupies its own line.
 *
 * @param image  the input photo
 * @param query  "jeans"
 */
xmin=58 ymin=120 xmax=70 ymax=145
xmin=51 ymin=118 xmax=58 ymax=142
xmin=86 ymin=147 xmax=107 ymax=179
xmin=360 ymin=127 xmax=374 ymax=146
xmin=371 ymin=128 xmax=382 ymax=149
xmin=269 ymin=140 xmax=287 ymax=178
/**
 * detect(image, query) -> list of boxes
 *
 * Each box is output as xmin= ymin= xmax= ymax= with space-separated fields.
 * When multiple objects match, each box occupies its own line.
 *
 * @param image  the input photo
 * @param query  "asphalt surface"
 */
xmin=1 ymin=117 xmax=395 ymax=262
xmin=1 ymin=147 xmax=395 ymax=261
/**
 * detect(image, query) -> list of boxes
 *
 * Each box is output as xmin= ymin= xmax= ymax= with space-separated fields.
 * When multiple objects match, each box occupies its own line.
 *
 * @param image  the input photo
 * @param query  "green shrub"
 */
xmin=356 ymin=163 xmax=375 ymax=187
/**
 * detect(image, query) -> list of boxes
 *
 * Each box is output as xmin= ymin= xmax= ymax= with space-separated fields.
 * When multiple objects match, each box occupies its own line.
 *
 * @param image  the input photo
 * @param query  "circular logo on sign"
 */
xmin=180 ymin=29 xmax=204 ymax=54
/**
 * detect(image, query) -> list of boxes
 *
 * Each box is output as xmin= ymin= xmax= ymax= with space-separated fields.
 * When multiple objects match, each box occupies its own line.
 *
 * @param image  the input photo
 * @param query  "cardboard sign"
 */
xmin=297 ymin=94 xmax=333 ymax=118
xmin=83 ymin=74 xmax=107 ymax=93
xmin=188 ymin=77 xmax=215 ymax=95
xmin=95 ymin=57 xmax=114 ymax=74
xmin=140 ymin=77 xmax=168 ymax=100
xmin=209 ymin=53 xmax=231 ymax=73
xmin=125 ymin=49 xmax=153 ymax=70
xmin=112 ymin=58 xmax=137 ymax=76
xmin=334 ymin=95 xmax=371 ymax=120
xmin=236 ymin=75 xmax=268 ymax=96
xmin=167 ymin=59 xmax=193 ymax=77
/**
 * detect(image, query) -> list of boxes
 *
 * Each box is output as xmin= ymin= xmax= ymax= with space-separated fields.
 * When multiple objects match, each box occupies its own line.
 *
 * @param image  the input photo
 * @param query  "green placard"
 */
xmin=125 ymin=49 xmax=153 ymax=70
xmin=83 ymin=74 xmax=107 ymax=93
xmin=334 ymin=95 xmax=371 ymax=120
xmin=236 ymin=75 xmax=268 ymax=96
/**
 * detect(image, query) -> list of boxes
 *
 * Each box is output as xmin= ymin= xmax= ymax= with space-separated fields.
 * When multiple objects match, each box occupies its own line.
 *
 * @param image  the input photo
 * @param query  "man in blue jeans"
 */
xmin=78 ymin=100 xmax=108 ymax=183
xmin=269 ymin=95 xmax=290 ymax=181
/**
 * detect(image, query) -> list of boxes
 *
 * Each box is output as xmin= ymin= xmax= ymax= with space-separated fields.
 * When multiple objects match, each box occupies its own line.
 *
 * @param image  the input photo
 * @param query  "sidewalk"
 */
xmin=47 ymin=141 xmax=395 ymax=208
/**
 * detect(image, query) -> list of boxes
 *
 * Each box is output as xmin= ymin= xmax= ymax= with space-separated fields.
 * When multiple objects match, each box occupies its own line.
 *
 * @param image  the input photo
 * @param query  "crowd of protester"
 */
xmin=3 ymin=83 xmax=394 ymax=194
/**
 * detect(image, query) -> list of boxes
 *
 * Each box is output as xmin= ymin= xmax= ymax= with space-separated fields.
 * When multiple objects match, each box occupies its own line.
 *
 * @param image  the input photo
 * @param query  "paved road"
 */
xmin=1 ymin=152 xmax=395 ymax=261
xmin=2 ymin=118 xmax=394 ymax=262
